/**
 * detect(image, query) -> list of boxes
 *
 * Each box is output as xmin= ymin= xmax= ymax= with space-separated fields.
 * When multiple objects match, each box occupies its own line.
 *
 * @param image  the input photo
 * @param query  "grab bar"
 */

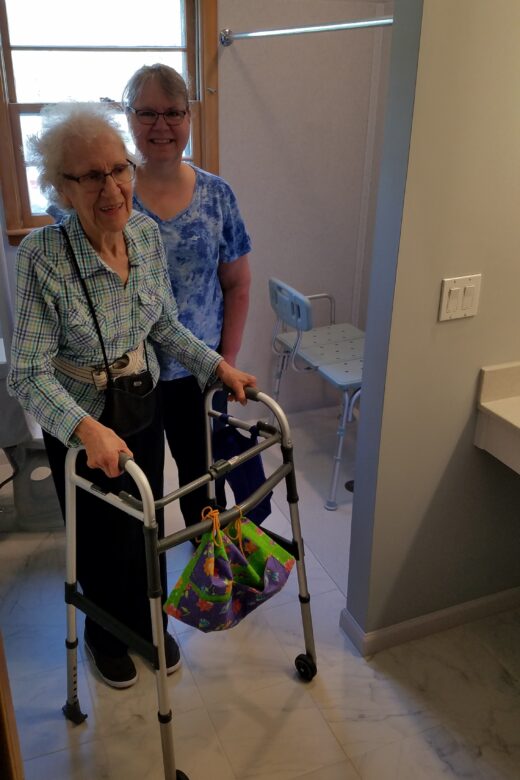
xmin=220 ymin=17 xmax=393 ymax=46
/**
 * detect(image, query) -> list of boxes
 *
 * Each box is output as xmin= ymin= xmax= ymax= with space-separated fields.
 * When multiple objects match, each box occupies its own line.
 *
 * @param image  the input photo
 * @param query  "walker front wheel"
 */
xmin=295 ymin=653 xmax=317 ymax=681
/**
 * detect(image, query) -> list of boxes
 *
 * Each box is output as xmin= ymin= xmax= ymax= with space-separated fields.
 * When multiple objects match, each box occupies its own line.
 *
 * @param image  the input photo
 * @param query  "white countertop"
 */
xmin=475 ymin=362 xmax=520 ymax=475
xmin=479 ymin=396 xmax=520 ymax=429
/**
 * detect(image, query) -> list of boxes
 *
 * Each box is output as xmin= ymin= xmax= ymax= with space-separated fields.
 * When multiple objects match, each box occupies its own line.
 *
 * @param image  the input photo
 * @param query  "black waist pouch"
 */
xmin=99 ymin=370 xmax=156 ymax=438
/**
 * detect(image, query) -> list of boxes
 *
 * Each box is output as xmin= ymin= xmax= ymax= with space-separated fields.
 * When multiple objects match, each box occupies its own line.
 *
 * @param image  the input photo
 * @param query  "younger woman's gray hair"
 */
xmin=28 ymin=102 xmax=127 ymax=208
xmin=122 ymin=63 xmax=189 ymax=110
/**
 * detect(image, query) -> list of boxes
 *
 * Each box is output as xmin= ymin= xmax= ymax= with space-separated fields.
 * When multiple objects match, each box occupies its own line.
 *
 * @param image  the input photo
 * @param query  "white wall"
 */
xmin=346 ymin=0 xmax=520 ymax=644
xmin=218 ymin=0 xmax=392 ymax=410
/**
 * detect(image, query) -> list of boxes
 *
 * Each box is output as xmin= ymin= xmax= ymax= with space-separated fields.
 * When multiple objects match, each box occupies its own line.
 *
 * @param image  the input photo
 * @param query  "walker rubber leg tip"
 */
xmin=62 ymin=701 xmax=88 ymax=725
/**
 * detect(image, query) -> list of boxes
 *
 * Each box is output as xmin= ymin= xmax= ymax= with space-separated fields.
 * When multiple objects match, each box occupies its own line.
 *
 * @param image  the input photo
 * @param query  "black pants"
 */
xmin=160 ymin=376 xmax=226 ymax=527
xmin=43 ymin=398 xmax=167 ymax=657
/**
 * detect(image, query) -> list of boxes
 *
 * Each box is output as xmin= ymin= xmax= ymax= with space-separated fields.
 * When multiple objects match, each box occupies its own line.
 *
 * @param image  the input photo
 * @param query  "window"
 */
xmin=0 ymin=0 xmax=218 ymax=243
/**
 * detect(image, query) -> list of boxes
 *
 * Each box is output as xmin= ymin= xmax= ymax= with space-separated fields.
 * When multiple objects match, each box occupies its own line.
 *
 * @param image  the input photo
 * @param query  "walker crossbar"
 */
xmin=65 ymin=587 xmax=157 ymax=664
xmin=119 ymin=426 xmax=281 ymax=511
xmin=157 ymin=463 xmax=291 ymax=554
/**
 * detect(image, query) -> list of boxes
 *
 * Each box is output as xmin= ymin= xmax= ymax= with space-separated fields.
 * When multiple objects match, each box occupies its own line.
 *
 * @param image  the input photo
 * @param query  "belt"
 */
xmin=52 ymin=343 xmax=146 ymax=392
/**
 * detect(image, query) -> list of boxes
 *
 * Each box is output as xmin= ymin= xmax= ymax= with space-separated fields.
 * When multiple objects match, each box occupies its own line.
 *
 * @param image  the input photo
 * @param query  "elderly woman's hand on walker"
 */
xmin=75 ymin=416 xmax=133 ymax=478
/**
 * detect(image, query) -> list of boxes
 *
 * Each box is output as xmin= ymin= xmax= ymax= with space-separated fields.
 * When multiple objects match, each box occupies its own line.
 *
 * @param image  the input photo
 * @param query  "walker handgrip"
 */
xmin=222 ymin=383 xmax=259 ymax=402
xmin=118 ymin=452 xmax=134 ymax=471
xmin=245 ymin=386 xmax=260 ymax=402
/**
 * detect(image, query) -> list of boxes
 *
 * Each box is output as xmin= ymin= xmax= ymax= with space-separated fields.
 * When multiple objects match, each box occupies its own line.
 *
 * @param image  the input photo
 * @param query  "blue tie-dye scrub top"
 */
xmin=132 ymin=165 xmax=252 ymax=381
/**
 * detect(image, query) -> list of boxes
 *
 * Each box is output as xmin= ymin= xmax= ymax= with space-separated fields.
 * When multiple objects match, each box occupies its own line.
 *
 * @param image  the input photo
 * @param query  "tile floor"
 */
xmin=1 ymin=406 xmax=520 ymax=779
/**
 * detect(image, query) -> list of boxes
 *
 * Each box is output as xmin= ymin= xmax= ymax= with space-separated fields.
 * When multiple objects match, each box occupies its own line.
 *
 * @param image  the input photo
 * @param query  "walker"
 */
xmin=62 ymin=386 xmax=317 ymax=780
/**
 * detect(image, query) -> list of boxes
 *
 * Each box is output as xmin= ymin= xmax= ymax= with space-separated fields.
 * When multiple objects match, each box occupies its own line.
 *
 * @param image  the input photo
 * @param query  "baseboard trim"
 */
xmin=339 ymin=586 xmax=520 ymax=656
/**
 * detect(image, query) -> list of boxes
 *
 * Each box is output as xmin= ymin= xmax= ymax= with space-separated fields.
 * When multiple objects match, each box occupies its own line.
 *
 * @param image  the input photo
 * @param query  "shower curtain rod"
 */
xmin=219 ymin=17 xmax=394 ymax=47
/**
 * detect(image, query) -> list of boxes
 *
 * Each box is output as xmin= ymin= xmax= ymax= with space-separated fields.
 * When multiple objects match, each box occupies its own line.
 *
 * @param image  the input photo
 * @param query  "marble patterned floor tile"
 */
xmin=465 ymin=607 xmax=520 ymax=685
xmin=263 ymin=405 xmax=357 ymax=499
xmin=207 ymin=690 xmax=348 ymax=780
xmin=100 ymin=707 xmax=237 ymax=780
xmin=84 ymin=649 xmax=205 ymax=738
xmin=310 ymin=662 xmax=440 ymax=761
xmin=10 ymin=659 xmax=98 ymax=761
xmin=258 ymin=503 xmax=292 ymax=536
xmin=178 ymin=611 xmax=301 ymax=707
xmin=282 ymin=486 xmax=351 ymax=598
xmin=262 ymin=586 xmax=357 ymax=670
xmin=0 ymin=530 xmax=57 ymax=605
xmin=374 ymin=623 xmax=520 ymax=722
xmin=294 ymin=760 xmax=361 ymax=779
xmin=262 ymin=408 xmax=354 ymax=595
xmin=263 ymin=406 xmax=356 ymax=507
xmin=0 ymin=529 xmax=66 ymax=627
xmin=203 ymin=677 xmax=318 ymax=714
xmin=3 ymin=622 xmax=74 ymax=680
xmin=259 ymin=548 xmax=341 ymax=613
xmin=350 ymin=724 xmax=514 ymax=780
xmin=23 ymin=738 xmax=110 ymax=780
xmin=366 ymin=623 xmax=520 ymax=777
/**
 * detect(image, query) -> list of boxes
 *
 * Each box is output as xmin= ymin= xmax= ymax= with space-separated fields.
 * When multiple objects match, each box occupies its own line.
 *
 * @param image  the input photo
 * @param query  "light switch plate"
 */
xmin=439 ymin=274 xmax=482 ymax=321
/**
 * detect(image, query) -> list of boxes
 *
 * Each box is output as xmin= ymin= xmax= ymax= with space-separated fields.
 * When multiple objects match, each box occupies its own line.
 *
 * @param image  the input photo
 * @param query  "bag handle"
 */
xmin=201 ymin=506 xmax=222 ymax=544
xmin=200 ymin=505 xmax=248 ymax=555
xmin=225 ymin=507 xmax=246 ymax=556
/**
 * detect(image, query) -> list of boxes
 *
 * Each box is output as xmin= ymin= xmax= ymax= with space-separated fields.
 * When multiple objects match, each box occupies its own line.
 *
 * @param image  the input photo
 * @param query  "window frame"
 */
xmin=0 ymin=0 xmax=218 ymax=244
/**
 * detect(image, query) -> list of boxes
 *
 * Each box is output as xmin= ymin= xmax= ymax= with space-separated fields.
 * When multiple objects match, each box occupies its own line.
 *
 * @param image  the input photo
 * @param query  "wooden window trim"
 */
xmin=197 ymin=0 xmax=219 ymax=174
xmin=0 ymin=0 xmax=218 ymax=245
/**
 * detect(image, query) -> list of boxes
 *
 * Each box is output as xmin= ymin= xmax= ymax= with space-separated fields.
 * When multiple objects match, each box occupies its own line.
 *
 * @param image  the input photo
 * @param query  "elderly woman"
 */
xmin=7 ymin=102 xmax=255 ymax=689
xmin=122 ymin=64 xmax=252 ymax=529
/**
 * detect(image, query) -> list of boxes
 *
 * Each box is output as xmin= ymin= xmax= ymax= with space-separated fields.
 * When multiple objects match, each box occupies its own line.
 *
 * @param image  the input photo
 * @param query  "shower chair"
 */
xmin=269 ymin=277 xmax=364 ymax=510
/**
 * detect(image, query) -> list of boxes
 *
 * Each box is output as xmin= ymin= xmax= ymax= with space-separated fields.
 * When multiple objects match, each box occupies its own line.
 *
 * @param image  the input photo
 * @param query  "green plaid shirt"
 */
xmin=8 ymin=211 xmax=221 ymax=446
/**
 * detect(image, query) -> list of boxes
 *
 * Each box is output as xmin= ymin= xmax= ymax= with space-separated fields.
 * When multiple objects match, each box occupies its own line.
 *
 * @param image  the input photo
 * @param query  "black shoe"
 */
xmin=84 ymin=633 xmax=138 ymax=689
xmin=164 ymin=631 xmax=182 ymax=675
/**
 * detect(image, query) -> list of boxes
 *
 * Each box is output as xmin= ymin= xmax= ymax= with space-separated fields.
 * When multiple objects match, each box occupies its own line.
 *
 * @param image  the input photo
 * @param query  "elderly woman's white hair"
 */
xmin=28 ymin=102 xmax=129 ymax=208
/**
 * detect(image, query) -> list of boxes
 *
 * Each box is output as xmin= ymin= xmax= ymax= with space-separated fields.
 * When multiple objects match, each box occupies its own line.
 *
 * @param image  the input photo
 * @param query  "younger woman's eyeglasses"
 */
xmin=127 ymin=107 xmax=188 ymax=126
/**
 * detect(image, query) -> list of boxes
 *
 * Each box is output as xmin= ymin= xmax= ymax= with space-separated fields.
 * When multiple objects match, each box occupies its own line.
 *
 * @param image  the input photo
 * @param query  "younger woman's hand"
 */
xmin=216 ymin=360 xmax=256 ymax=405
xmin=74 ymin=417 xmax=132 ymax=478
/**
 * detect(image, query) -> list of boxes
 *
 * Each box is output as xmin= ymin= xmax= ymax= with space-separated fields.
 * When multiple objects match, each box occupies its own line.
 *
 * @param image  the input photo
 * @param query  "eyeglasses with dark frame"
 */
xmin=61 ymin=160 xmax=136 ymax=192
xmin=127 ymin=107 xmax=188 ymax=126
